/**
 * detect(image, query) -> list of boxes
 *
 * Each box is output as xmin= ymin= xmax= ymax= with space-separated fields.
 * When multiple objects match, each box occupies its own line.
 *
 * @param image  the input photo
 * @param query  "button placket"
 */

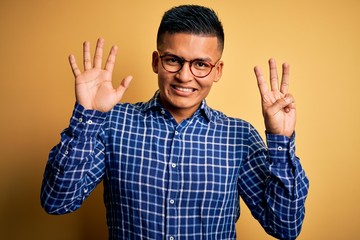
xmin=166 ymin=127 xmax=182 ymax=239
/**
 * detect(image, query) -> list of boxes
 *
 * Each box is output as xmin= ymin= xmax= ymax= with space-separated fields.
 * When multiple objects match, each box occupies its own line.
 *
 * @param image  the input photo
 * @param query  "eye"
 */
xmin=193 ymin=60 xmax=211 ymax=69
xmin=163 ymin=55 xmax=182 ymax=66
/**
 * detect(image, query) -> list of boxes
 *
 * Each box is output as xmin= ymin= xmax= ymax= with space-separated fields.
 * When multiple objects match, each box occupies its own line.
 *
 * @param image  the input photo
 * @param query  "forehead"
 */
xmin=158 ymin=33 xmax=221 ymax=60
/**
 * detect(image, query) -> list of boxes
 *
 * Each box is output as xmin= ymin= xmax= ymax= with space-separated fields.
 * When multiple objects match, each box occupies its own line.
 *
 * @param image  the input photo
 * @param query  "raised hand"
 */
xmin=254 ymin=58 xmax=296 ymax=137
xmin=69 ymin=38 xmax=133 ymax=112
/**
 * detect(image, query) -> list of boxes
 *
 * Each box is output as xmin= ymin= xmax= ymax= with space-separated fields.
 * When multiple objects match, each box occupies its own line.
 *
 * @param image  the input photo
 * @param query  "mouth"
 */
xmin=171 ymin=85 xmax=197 ymax=93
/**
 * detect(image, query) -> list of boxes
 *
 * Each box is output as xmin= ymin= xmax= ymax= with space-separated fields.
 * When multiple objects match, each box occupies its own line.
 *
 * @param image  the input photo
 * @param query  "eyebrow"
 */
xmin=161 ymin=52 xmax=214 ymax=63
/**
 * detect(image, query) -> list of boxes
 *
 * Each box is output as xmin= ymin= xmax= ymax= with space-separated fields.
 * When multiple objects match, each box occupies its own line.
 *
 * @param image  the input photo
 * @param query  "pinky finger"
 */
xmin=69 ymin=54 xmax=81 ymax=77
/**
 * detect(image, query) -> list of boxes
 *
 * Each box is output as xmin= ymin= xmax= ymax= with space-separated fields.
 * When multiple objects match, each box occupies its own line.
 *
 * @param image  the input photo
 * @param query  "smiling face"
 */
xmin=152 ymin=33 xmax=224 ymax=122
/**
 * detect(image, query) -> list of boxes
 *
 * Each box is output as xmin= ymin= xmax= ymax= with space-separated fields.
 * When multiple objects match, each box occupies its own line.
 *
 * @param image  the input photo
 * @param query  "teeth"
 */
xmin=175 ymin=86 xmax=194 ymax=93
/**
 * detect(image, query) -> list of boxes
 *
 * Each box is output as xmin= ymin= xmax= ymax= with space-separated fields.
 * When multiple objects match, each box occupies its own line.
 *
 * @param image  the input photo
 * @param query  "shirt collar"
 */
xmin=140 ymin=90 xmax=214 ymax=122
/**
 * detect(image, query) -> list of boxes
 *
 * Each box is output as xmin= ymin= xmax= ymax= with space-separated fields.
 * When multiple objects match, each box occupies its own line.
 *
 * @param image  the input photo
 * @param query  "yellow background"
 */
xmin=1 ymin=0 xmax=359 ymax=239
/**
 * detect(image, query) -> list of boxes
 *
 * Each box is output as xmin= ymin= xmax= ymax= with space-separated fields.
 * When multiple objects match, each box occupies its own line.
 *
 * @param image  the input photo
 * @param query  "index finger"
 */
xmin=254 ymin=65 xmax=269 ymax=97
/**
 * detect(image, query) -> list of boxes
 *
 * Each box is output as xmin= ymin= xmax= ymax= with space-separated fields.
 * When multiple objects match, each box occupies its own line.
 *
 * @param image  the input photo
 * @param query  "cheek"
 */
xmin=199 ymin=79 xmax=215 ymax=90
xmin=198 ymin=79 xmax=217 ymax=97
xmin=157 ymin=73 xmax=171 ymax=89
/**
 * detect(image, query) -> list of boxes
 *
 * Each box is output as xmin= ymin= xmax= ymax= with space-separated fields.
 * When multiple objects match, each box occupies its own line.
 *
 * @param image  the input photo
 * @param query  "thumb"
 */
xmin=271 ymin=94 xmax=295 ymax=113
xmin=115 ymin=75 xmax=133 ymax=101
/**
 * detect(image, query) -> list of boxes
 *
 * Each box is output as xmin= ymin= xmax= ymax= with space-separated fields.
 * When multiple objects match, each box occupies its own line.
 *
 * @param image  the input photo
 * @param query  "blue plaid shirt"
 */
xmin=41 ymin=91 xmax=309 ymax=240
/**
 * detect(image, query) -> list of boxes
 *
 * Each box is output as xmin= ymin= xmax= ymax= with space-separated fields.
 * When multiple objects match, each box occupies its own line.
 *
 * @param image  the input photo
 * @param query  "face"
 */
xmin=152 ymin=33 xmax=224 ymax=121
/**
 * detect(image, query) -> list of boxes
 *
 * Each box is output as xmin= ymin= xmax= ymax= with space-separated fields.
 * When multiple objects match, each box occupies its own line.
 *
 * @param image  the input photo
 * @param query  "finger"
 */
xmin=284 ymin=101 xmax=296 ymax=113
xmin=254 ymin=65 xmax=269 ymax=97
xmin=116 ymin=75 xmax=133 ymax=100
xmin=269 ymin=93 xmax=294 ymax=112
xmin=283 ymin=93 xmax=296 ymax=112
xmin=93 ymin=38 xmax=104 ymax=69
xmin=69 ymin=54 xmax=81 ymax=77
xmin=83 ymin=41 xmax=92 ymax=70
xmin=104 ymin=45 xmax=118 ymax=73
xmin=269 ymin=58 xmax=279 ymax=91
xmin=269 ymin=97 xmax=291 ymax=115
xmin=280 ymin=63 xmax=290 ymax=94
xmin=284 ymin=93 xmax=295 ymax=106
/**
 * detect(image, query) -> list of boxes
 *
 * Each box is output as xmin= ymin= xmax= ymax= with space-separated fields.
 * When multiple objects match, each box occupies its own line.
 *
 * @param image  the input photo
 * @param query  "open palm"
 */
xmin=69 ymin=38 xmax=132 ymax=112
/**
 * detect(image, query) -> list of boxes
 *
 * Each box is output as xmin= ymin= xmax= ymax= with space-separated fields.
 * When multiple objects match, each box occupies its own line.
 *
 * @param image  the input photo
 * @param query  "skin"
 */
xmin=69 ymin=36 xmax=296 ymax=137
xmin=254 ymin=59 xmax=296 ymax=137
xmin=152 ymin=33 xmax=224 ymax=123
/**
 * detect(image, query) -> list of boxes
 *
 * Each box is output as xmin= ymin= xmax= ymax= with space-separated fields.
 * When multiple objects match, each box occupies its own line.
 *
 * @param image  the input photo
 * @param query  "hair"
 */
xmin=157 ymin=5 xmax=224 ymax=52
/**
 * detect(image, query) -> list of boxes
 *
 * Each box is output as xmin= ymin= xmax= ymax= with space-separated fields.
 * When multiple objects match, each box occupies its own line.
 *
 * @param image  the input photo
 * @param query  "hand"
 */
xmin=69 ymin=38 xmax=133 ymax=112
xmin=254 ymin=58 xmax=296 ymax=137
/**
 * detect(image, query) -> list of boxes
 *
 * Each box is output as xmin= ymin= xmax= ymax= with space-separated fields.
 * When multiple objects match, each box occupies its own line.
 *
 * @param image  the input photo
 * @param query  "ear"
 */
xmin=213 ymin=61 xmax=224 ymax=83
xmin=152 ymin=51 xmax=159 ymax=74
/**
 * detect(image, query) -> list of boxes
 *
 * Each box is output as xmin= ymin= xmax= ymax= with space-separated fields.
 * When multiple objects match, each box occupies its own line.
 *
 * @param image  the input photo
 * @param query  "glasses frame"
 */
xmin=158 ymin=52 xmax=220 ymax=78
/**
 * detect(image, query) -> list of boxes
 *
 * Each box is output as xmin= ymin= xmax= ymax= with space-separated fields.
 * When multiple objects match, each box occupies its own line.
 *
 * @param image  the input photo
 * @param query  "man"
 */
xmin=41 ymin=5 xmax=309 ymax=240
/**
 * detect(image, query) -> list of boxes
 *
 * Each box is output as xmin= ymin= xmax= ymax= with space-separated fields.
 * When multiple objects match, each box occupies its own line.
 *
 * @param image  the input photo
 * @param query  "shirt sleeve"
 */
xmin=40 ymin=103 xmax=108 ymax=214
xmin=238 ymin=126 xmax=309 ymax=240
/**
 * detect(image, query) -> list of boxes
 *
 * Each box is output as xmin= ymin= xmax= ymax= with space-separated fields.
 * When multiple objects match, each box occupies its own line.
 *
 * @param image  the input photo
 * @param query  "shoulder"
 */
xmin=111 ymin=101 xmax=149 ymax=113
xmin=208 ymin=107 xmax=252 ymax=130
xmin=106 ymin=102 xmax=147 ymax=121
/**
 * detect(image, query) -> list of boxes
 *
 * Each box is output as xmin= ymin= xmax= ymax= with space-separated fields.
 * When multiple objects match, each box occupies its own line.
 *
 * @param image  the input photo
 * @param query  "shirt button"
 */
xmin=84 ymin=188 xmax=88 ymax=193
xmin=175 ymin=131 xmax=179 ymax=135
xmin=161 ymin=109 xmax=165 ymax=114
xmin=169 ymin=237 xmax=174 ymax=240
xmin=277 ymin=146 xmax=283 ymax=151
xmin=171 ymin=163 xmax=177 ymax=168
xmin=78 ymin=117 xmax=83 ymax=123
xmin=87 ymin=120 xmax=93 ymax=124
xmin=169 ymin=199 xmax=175 ymax=204
xmin=65 ymin=150 xmax=69 ymax=155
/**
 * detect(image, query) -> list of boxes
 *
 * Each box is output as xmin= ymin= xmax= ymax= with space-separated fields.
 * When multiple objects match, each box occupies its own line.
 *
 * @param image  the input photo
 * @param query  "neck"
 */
xmin=158 ymin=98 xmax=200 ymax=124
xmin=169 ymin=110 xmax=194 ymax=124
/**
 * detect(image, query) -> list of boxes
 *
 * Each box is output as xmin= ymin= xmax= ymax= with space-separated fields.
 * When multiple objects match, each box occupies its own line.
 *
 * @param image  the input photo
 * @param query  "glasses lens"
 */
xmin=191 ymin=60 xmax=212 ymax=77
xmin=161 ymin=55 xmax=182 ymax=72
xmin=160 ymin=54 xmax=215 ymax=78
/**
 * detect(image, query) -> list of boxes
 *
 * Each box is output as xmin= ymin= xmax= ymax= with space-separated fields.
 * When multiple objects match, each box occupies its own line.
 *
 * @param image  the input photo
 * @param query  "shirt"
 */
xmin=41 ymin=91 xmax=309 ymax=240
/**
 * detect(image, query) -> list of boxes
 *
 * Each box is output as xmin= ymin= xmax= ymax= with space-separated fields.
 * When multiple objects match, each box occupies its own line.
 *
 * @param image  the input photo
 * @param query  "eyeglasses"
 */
xmin=159 ymin=53 xmax=220 ymax=78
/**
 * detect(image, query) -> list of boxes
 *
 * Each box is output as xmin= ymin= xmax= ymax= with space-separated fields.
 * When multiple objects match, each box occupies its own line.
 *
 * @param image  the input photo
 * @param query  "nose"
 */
xmin=176 ymin=62 xmax=193 ymax=82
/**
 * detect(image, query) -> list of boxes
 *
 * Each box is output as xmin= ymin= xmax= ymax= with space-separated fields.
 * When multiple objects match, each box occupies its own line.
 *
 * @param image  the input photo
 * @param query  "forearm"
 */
xmin=240 ymin=130 xmax=309 ymax=239
xmin=40 ymin=103 xmax=107 ymax=214
xmin=261 ymin=133 xmax=309 ymax=239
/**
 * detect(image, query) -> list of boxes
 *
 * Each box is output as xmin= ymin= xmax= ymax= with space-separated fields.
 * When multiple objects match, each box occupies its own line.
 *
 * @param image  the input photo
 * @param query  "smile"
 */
xmin=172 ymin=85 xmax=196 ymax=93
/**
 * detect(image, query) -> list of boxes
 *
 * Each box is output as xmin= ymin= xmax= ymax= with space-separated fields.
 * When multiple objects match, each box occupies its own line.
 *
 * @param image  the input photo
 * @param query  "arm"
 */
xmin=239 ymin=127 xmax=309 ymax=239
xmin=239 ymin=59 xmax=309 ymax=239
xmin=40 ymin=38 xmax=132 ymax=214
xmin=40 ymin=104 xmax=107 ymax=214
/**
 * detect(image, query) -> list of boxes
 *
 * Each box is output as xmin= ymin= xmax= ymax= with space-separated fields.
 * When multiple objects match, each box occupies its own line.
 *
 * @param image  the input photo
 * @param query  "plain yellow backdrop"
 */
xmin=1 ymin=0 xmax=359 ymax=239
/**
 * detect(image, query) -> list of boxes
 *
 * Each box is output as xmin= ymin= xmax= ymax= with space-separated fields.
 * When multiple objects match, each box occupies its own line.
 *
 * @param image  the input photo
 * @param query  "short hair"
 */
xmin=157 ymin=5 xmax=225 ymax=52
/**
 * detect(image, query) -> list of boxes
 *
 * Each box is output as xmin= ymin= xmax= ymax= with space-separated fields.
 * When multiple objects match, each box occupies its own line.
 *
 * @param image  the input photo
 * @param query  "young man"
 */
xmin=41 ymin=5 xmax=309 ymax=240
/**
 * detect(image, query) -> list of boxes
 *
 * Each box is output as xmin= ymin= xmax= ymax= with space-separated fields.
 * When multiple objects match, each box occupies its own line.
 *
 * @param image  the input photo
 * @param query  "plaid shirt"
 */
xmin=41 ymin=91 xmax=309 ymax=240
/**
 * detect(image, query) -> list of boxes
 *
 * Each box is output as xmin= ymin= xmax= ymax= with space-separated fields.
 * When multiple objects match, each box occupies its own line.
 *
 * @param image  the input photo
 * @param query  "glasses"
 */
xmin=159 ymin=53 xmax=220 ymax=78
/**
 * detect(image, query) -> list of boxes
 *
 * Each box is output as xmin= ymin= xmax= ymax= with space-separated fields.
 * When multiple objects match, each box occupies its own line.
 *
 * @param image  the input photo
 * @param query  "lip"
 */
xmin=171 ymin=85 xmax=197 ymax=96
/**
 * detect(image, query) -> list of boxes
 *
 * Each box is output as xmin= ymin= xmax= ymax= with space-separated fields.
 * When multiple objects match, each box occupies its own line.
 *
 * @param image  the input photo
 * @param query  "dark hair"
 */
xmin=157 ymin=5 xmax=224 ymax=52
